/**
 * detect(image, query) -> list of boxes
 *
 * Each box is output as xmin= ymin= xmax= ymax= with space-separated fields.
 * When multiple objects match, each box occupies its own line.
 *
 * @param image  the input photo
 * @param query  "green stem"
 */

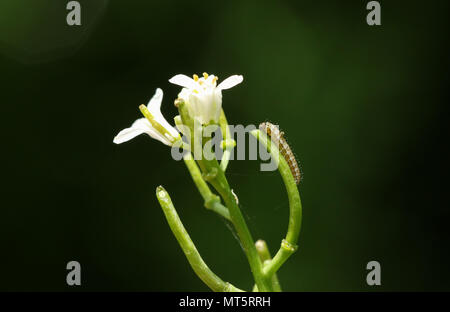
xmin=219 ymin=109 xmax=235 ymax=172
xmin=250 ymin=129 xmax=303 ymax=278
xmin=255 ymin=240 xmax=282 ymax=292
xmin=219 ymin=140 xmax=235 ymax=172
xmin=183 ymin=152 xmax=230 ymax=220
xmin=263 ymin=240 xmax=297 ymax=277
xmin=175 ymin=104 xmax=271 ymax=291
xmin=156 ymin=186 xmax=243 ymax=292
xmin=202 ymin=160 xmax=272 ymax=292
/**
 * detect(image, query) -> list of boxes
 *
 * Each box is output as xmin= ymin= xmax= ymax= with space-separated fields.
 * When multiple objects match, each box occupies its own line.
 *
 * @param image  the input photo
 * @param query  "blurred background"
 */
xmin=1 ymin=0 xmax=449 ymax=291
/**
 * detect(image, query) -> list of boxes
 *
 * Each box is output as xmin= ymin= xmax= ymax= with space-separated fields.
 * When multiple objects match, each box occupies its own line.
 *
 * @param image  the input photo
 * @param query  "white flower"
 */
xmin=113 ymin=88 xmax=180 ymax=146
xmin=169 ymin=72 xmax=243 ymax=125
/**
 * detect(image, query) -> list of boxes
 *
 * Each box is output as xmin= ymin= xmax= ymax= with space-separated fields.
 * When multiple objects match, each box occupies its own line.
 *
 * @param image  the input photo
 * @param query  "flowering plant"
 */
xmin=113 ymin=73 xmax=303 ymax=292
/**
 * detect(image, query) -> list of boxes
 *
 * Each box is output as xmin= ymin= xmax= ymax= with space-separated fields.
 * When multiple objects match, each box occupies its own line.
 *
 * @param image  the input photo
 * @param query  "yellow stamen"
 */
xmin=193 ymin=89 xmax=199 ymax=94
xmin=212 ymin=76 xmax=218 ymax=83
xmin=193 ymin=74 xmax=199 ymax=81
xmin=203 ymin=72 xmax=209 ymax=79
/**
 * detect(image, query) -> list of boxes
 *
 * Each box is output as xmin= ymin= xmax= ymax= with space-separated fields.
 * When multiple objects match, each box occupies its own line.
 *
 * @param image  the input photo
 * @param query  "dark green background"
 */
xmin=1 ymin=0 xmax=449 ymax=291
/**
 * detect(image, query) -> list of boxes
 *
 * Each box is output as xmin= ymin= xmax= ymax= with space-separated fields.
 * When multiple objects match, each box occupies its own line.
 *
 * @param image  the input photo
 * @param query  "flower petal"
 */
xmin=113 ymin=118 xmax=150 ymax=144
xmin=147 ymin=88 xmax=163 ymax=113
xmin=217 ymin=75 xmax=243 ymax=90
xmin=134 ymin=118 xmax=175 ymax=146
xmin=146 ymin=88 xmax=180 ymax=140
xmin=169 ymin=74 xmax=198 ymax=89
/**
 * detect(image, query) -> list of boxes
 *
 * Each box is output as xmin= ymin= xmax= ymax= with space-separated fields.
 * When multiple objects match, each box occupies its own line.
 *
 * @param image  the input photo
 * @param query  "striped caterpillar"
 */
xmin=259 ymin=122 xmax=301 ymax=185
